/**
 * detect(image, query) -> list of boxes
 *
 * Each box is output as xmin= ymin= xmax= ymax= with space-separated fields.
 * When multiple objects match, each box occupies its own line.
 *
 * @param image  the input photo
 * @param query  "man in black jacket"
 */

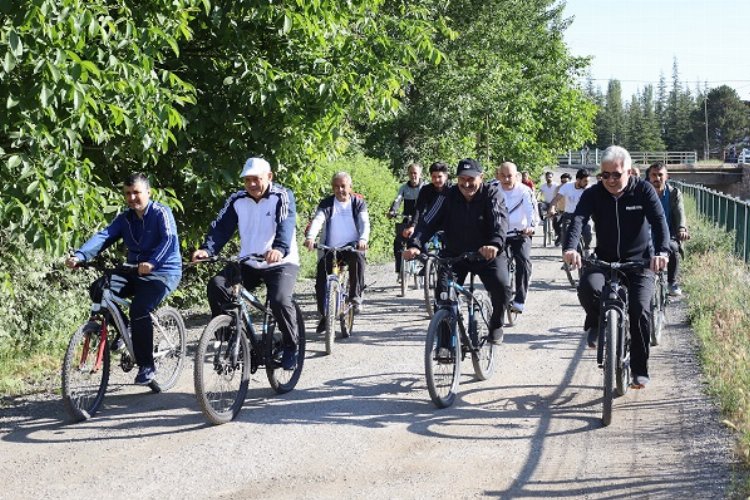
xmin=402 ymin=161 xmax=452 ymax=240
xmin=564 ymin=146 xmax=670 ymax=389
xmin=402 ymin=158 xmax=509 ymax=344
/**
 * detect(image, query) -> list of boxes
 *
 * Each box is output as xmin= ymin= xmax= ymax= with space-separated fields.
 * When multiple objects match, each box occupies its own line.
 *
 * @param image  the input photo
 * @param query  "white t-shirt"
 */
xmin=328 ymin=198 xmax=359 ymax=247
xmin=557 ymin=182 xmax=588 ymax=214
xmin=539 ymin=182 xmax=558 ymax=204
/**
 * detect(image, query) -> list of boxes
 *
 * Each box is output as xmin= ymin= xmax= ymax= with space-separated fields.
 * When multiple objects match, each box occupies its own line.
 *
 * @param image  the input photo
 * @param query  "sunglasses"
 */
xmin=600 ymin=171 xmax=623 ymax=180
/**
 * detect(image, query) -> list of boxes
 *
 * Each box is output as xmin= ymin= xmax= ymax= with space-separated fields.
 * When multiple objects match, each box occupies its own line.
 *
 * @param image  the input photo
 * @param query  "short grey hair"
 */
xmin=601 ymin=145 xmax=632 ymax=171
xmin=331 ymin=171 xmax=352 ymax=185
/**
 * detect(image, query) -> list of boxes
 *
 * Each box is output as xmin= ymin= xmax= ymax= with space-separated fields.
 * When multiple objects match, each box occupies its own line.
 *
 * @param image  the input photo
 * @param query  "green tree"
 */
xmin=596 ymin=79 xmax=626 ymax=147
xmin=663 ymin=59 xmax=695 ymax=151
xmin=694 ymin=85 xmax=749 ymax=155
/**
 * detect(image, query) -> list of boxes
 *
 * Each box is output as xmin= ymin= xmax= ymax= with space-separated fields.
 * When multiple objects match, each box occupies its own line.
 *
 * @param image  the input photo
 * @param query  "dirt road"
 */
xmin=0 ymin=234 xmax=737 ymax=499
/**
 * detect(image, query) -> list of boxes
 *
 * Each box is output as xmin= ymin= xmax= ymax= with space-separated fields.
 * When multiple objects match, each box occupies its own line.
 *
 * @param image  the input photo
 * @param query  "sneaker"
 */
xmin=352 ymin=298 xmax=362 ymax=315
xmin=668 ymin=284 xmax=683 ymax=297
xmin=510 ymin=302 xmax=524 ymax=314
xmin=316 ymin=317 xmax=327 ymax=334
xmin=631 ymin=375 xmax=650 ymax=389
xmin=396 ymin=273 xmax=402 ymax=284
xmin=488 ymin=327 xmax=504 ymax=345
xmin=586 ymin=327 xmax=597 ymax=349
xmin=134 ymin=365 xmax=156 ymax=385
xmin=281 ymin=348 xmax=297 ymax=371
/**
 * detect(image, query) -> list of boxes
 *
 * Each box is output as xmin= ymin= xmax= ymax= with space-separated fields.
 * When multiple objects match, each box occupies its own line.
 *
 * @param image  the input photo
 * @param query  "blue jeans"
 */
xmin=109 ymin=273 xmax=181 ymax=368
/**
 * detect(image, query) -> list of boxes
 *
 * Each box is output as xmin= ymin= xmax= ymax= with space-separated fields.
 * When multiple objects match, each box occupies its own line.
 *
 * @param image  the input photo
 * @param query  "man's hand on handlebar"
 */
xmin=402 ymin=247 xmax=420 ymax=260
xmin=191 ymin=249 xmax=210 ymax=262
xmin=265 ymin=249 xmax=283 ymax=264
xmin=65 ymin=256 xmax=79 ymax=269
xmin=401 ymin=226 xmax=415 ymax=239
xmin=650 ymin=255 xmax=669 ymax=273
xmin=138 ymin=262 xmax=154 ymax=276
xmin=303 ymin=238 xmax=315 ymax=251
xmin=563 ymin=249 xmax=581 ymax=269
xmin=478 ymin=245 xmax=498 ymax=260
xmin=357 ymin=240 xmax=368 ymax=251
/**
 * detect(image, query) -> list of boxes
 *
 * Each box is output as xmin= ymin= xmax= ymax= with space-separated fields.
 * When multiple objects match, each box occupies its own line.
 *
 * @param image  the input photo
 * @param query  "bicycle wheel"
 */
xmin=62 ymin=321 xmax=111 ymax=422
xmin=471 ymin=292 xmax=497 ymax=380
xmin=543 ymin=217 xmax=551 ymax=247
xmin=266 ymin=301 xmax=306 ymax=393
xmin=616 ymin=317 xmax=631 ymax=397
xmin=194 ymin=314 xmax=250 ymax=425
xmin=324 ymin=278 xmax=340 ymax=355
xmin=650 ymin=281 xmax=665 ymax=346
xmin=149 ymin=306 xmax=186 ymax=393
xmin=340 ymin=302 xmax=355 ymax=337
xmin=424 ymin=309 xmax=461 ymax=408
xmin=423 ymin=257 xmax=437 ymax=318
xmin=506 ymin=265 xmax=518 ymax=327
xmin=602 ymin=309 xmax=617 ymax=426
xmin=399 ymin=256 xmax=407 ymax=296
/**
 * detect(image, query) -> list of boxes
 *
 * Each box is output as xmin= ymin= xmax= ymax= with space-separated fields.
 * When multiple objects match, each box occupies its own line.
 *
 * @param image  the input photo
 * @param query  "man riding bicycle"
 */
xmin=402 ymin=158 xmax=509 ymax=345
xmin=548 ymin=168 xmax=591 ymax=249
xmin=65 ymin=173 xmax=182 ymax=385
xmin=403 ymin=161 xmax=451 ymax=239
xmin=646 ymin=162 xmax=690 ymax=296
xmin=304 ymin=172 xmax=370 ymax=333
xmin=563 ymin=146 xmax=669 ymax=389
xmin=389 ymin=162 xmax=425 ymax=280
xmin=191 ymin=157 xmax=300 ymax=371
xmin=495 ymin=161 xmax=536 ymax=314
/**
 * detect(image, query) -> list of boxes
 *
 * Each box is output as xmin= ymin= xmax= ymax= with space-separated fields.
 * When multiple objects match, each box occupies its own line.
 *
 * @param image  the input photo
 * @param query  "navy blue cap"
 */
xmin=456 ymin=158 xmax=483 ymax=177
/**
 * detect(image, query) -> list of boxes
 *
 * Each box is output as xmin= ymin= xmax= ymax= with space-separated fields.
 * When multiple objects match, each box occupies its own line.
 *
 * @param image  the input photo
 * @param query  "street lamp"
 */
xmin=703 ymin=95 xmax=710 ymax=161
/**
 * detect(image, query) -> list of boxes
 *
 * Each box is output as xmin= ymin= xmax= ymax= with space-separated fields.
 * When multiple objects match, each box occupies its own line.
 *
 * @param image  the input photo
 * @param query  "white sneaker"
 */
xmin=511 ymin=302 xmax=524 ymax=313
xmin=668 ymin=284 xmax=682 ymax=297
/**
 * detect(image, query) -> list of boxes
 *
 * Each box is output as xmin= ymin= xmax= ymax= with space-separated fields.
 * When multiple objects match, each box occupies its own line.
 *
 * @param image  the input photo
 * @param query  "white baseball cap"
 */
xmin=240 ymin=157 xmax=271 ymax=178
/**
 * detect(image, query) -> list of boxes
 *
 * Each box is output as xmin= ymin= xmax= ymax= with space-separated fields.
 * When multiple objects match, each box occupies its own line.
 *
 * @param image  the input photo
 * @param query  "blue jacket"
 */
xmin=75 ymin=200 xmax=182 ymax=276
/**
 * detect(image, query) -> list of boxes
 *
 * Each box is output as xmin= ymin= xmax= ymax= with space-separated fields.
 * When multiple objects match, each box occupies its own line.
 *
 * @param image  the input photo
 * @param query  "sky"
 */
xmin=561 ymin=0 xmax=750 ymax=101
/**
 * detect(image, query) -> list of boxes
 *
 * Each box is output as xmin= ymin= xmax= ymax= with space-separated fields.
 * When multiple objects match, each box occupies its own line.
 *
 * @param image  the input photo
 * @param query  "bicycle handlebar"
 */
xmin=73 ymin=261 xmax=139 ymax=274
xmin=584 ymin=257 xmax=648 ymax=272
xmin=314 ymin=243 xmax=362 ymax=253
xmin=189 ymin=254 xmax=266 ymax=266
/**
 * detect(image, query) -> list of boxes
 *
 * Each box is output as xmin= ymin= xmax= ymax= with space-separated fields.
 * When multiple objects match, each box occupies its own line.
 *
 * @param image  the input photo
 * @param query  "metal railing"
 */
xmin=557 ymin=150 xmax=697 ymax=166
xmin=672 ymin=180 xmax=750 ymax=263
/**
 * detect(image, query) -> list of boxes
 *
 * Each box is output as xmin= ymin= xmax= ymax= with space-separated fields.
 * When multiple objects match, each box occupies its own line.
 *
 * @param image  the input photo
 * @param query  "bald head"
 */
xmin=496 ymin=161 xmax=519 ymax=190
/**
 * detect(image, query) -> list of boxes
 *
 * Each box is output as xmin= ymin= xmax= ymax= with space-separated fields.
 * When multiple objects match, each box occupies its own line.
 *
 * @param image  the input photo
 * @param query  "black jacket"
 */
xmin=565 ymin=176 xmax=670 ymax=262
xmin=408 ymin=183 xmax=508 ymax=256
xmin=409 ymin=182 xmax=453 ymax=229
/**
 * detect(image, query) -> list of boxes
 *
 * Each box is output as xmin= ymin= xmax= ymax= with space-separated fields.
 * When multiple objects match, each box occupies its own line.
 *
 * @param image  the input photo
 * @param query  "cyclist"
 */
xmin=402 ymin=158 xmax=509 ymax=345
xmin=304 ymin=172 xmax=370 ymax=333
xmin=403 ymin=161 xmax=451 ymax=240
xmin=563 ymin=146 xmax=670 ymax=389
xmin=548 ymin=168 xmax=592 ymax=250
xmin=646 ymin=161 xmax=690 ymax=296
xmin=65 ymin=173 xmax=181 ymax=385
xmin=520 ymin=171 xmax=535 ymax=190
xmin=495 ymin=161 xmax=536 ymax=314
xmin=538 ymin=171 xmax=558 ymax=223
xmin=388 ymin=162 xmax=425 ymax=280
xmin=551 ymin=172 xmax=571 ymax=245
xmin=191 ymin=157 xmax=300 ymax=370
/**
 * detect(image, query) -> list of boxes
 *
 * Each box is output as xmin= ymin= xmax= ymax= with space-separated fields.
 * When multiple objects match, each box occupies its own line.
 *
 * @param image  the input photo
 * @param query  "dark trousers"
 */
xmin=315 ymin=250 xmax=366 ymax=315
xmin=109 ymin=273 xmax=180 ymax=368
xmin=561 ymin=212 xmax=592 ymax=248
xmin=667 ymin=239 xmax=681 ymax=285
xmin=393 ymin=221 xmax=408 ymax=273
xmin=436 ymin=255 xmax=509 ymax=331
xmin=207 ymin=264 xmax=299 ymax=348
xmin=577 ymin=266 xmax=655 ymax=378
xmin=507 ymin=235 xmax=532 ymax=305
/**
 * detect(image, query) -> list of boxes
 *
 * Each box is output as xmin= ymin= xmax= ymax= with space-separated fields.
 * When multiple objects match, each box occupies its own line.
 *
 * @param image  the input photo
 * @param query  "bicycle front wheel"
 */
xmin=650 ymin=291 xmax=665 ymax=346
xmin=602 ymin=309 xmax=617 ymax=427
xmin=340 ymin=302 xmax=355 ymax=337
xmin=324 ymin=278 xmax=340 ymax=355
xmin=423 ymin=258 xmax=437 ymax=318
xmin=266 ymin=301 xmax=306 ymax=393
xmin=150 ymin=306 xmax=186 ymax=392
xmin=194 ymin=315 xmax=250 ymax=425
xmin=62 ymin=321 xmax=111 ymax=422
xmin=425 ymin=309 xmax=461 ymax=408
xmin=399 ymin=256 xmax=407 ymax=296
xmin=471 ymin=292 xmax=497 ymax=380
xmin=506 ymin=265 xmax=517 ymax=327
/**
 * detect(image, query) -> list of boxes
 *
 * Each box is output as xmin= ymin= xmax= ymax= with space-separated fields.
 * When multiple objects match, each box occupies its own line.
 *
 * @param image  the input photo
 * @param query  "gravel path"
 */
xmin=0 ymin=228 xmax=739 ymax=499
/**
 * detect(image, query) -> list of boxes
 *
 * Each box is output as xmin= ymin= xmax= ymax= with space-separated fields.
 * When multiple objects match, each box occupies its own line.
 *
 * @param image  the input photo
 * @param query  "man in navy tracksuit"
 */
xmin=192 ymin=157 xmax=300 ymax=370
xmin=66 ymin=173 xmax=182 ymax=385
xmin=403 ymin=158 xmax=510 ymax=344
xmin=564 ymin=146 xmax=670 ymax=388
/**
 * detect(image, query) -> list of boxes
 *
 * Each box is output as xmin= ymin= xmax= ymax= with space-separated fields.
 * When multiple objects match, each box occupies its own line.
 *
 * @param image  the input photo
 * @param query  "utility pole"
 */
xmin=704 ymin=96 xmax=710 ymax=161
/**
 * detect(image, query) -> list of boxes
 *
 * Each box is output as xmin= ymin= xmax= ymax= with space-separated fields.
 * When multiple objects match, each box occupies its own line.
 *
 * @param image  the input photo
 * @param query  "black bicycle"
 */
xmin=421 ymin=232 xmax=443 ymax=318
xmin=192 ymin=255 xmax=306 ymax=425
xmin=421 ymin=251 xmax=498 ymax=408
xmin=560 ymin=214 xmax=590 ymax=288
xmin=585 ymin=257 xmax=644 ymax=426
xmin=504 ymin=229 xmax=527 ymax=327
xmin=650 ymin=270 xmax=668 ymax=346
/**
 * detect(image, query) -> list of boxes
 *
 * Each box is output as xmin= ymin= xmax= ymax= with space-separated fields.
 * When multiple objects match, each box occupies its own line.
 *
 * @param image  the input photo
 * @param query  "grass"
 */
xmin=681 ymin=197 xmax=750 ymax=494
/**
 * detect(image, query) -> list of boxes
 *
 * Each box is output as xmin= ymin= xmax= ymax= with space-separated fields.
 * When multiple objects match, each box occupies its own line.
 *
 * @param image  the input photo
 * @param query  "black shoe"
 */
xmin=316 ymin=317 xmax=326 ymax=334
xmin=586 ymin=327 xmax=597 ymax=349
xmin=488 ymin=327 xmax=504 ymax=345
xmin=281 ymin=348 xmax=297 ymax=371
xmin=110 ymin=335 xmax=125 ymax=352
xmin=352 ymin=298 xmax=362 ymax=314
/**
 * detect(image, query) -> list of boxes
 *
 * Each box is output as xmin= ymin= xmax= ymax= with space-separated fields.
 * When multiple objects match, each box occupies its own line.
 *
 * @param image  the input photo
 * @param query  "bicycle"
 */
xmin=192 ymin=254 xmax=306 ymax=425
xmin=421 ymin=232 xmax=443 ymax=318
xmin=504 ymin=229 xmax=527 ymax=327
xmin=650 ymin=270 xmax=668 ymax=346
xmin=538 ymin=202 xmax=554 ymax=247
xmin=61 ymin=262 xmax=186 ymax=422
xmin=421 ymin=251 xmax=498 ymax=408
xmin=560 ymin=214 xmax=590 ymax=288
xmin=585 ymin=257 xmax=644 ymax=426
xmin=315 ymin=243 xmax=363 ymax=354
